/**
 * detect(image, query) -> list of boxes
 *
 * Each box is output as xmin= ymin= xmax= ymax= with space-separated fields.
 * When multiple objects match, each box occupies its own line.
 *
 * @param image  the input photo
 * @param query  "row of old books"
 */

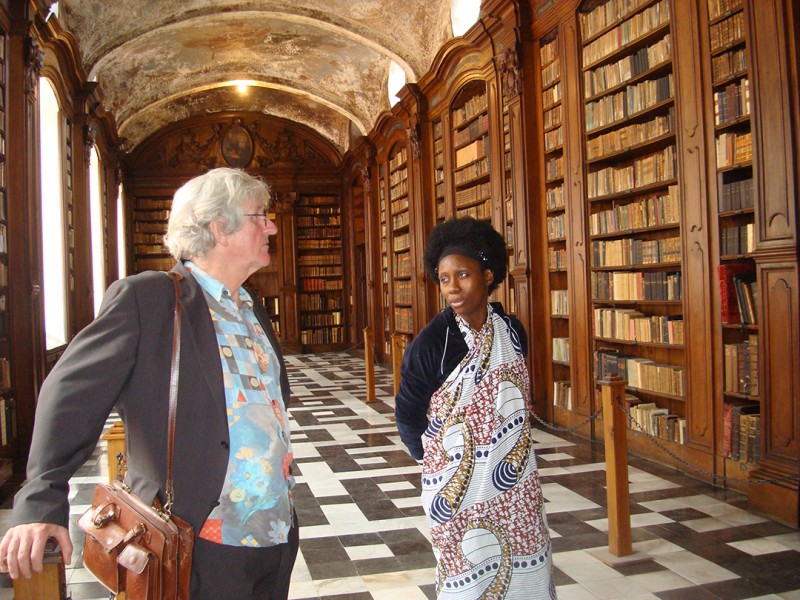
xmin=455 ymin=181 xmax=491 ymax=208
xmin=587 ymin=107 xmax=675 ymax=160
xmin=0 ymin=357 xmax=9 ymax=389
xmin=452 ymin=114 xmax=489 ymax=147
xmin=299 ymin=278 xmax=342 ymax=292
xmin=707 ymin=0 xmax=743 ymax=21
xmin=296 ymin=215 xmax=341 ymax=227
xmin=590 ymin=186 xmax=679 ymax=235
xmin=723 ymin=401 xmax=760 ymax=463
xmin=0 ymin=396 xmax=15 ymax=446
xmin=133 ymin=209 xmax=170 ymax=221
xmin=716 ymin=130 xmax=752 ymax=167
xmin=591 ymin=270 xmax=682 ymax=301
xmin=393 ymin=307 xmax=413 ymax=334
xmin=300 ymin=311 xmax=342 ymax=328
xmin=393 ymin=252 xmax=411 ymax=277
xmin=135 ymin=256 xmax=174 ymax=271
xmin=594 ymin=349 xmax=685 ymax=397
xmin=714 ymin=78 xmax=750 ymax=125
xmin=297 ymin=227 xmax=340 ymax=240
xmin=591 ymin=235 xmax=681 ymax=267
xmin=393 ymin=280 xmax=413 ymax=305
xmin=553 ymin=380 xmax=573 ymax=410
xmin=582 ymin=0 xmax=671 ymax=66
xmin=551 ymin=289 xmax=569 ymax=316
xmin=587 ymin=145 xmax=676 ymax=198
xmin=543 ymin=104 xmax=562 ymax=130
xmin=297 ymin=293 xmax=341 ymax=312
xmin=627 ymin=400 xmax=686 ymax=444
xmin=718 ymin=262 xmax=757 ymax=324
xmin=545 ymin=155 xmax=564 ymax=182
xmin=552 ymin=337 xmax=570 ymax=363
xmin=584 ymin=34 xmax=671 ymax=99
xmin=709 ymin=9 xmax=745 ymax=53
xmin=578 ymin=0 xmax=652 ymax=40
xmin=455 ymin=199 xmax=491 ymax=221
xmin=388 ymin=147 xmax=407 ymax=171
xmin=547 ymin=213 xmax=566 ymax=241
xmin=548 ymin=247 xmax=567 ymax=271
xmin=720 ymin=223 xmax=754 ymax=256
xmin=717 ymin=176 xmax=753 ymax=212
xmin=452 ymin=93 xmax=488 ymax=128
xmin=546 ymin=184 xmax=565 ymax=210
xmin=300 ymin=327 xmax=344 ymax=345
xmin=593 ymin=308 xmax=684 ymax=345
xmin=542 ymin=59 xmax=560 ymax=90
xmin=585 ymin=73 xmax=673 ymax=133
xmin=298 ymin=265 xmax=343 ymax=278
xmin=711 ymin=47 xmax=747 ymax=84
xmin=724 ymin=335 xmax=759 ymax=395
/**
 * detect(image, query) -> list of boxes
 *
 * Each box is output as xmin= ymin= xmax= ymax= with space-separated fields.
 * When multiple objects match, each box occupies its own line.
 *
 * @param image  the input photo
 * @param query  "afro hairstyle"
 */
xmin=423 ymin=217 xmax=508 ymax=293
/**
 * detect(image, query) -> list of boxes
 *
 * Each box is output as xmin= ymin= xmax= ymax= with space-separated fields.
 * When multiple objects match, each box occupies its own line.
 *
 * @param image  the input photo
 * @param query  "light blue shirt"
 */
xmin=186 ymin=262 xmax=293 ymax=548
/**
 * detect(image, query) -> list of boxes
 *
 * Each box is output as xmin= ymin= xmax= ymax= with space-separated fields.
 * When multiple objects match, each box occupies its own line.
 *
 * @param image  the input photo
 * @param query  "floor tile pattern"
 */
xmin=1 ymin=351 xmax=798 ymax=599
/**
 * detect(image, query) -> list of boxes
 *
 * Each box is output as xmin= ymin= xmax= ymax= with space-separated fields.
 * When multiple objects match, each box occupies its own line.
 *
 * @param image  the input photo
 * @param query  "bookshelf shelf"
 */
xmin=580 ymin=0 xmax=662 ymax=46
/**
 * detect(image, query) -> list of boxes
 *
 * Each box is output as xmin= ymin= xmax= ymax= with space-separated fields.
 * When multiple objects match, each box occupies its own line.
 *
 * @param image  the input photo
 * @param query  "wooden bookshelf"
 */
xmin=451 ymin=80 xmax=491 ymax=222
xmin=296 ymin=195 xmax=345 ymax=351
xmin=580 ymin=0 xmax=688 ymax=446
xmin=539 ymin=31 xmax=572 ymax=413
xmin=378 ymin=163 xmax=392 ymax=357
xmin=0 ymin=27 xmax=15 ymax=481
xmin=432 ymin=118 xmax=446 ymax=226
xmin=704 ymin=0 xmax=760 ymax=470
xmin=132 ymin=196 xmax=173 ymax=272
xmin=499 ymin=98 xmax=516 ymax=317
xmin=388 ymin=144 xmax=413 ymax=335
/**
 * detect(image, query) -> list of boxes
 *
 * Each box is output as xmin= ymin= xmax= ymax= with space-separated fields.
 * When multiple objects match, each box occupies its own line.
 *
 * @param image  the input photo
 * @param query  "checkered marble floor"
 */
xmin=1 ymin=351 xmax=799 ymax=599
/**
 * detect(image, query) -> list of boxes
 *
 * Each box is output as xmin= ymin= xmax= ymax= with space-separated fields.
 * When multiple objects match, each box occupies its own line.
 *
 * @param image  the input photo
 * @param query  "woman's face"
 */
xmin=436 ymin=253 xmax=493 ymax=330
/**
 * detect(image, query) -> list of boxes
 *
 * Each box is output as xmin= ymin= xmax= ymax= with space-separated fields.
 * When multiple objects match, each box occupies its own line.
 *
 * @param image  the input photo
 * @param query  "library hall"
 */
xmin=0 ymin=0 xmax=798 ymax=599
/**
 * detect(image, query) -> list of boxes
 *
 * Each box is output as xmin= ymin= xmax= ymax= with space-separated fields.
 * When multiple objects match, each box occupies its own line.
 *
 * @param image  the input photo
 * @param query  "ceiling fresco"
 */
xmin=58 ymin=0 xmax=455 ymax=155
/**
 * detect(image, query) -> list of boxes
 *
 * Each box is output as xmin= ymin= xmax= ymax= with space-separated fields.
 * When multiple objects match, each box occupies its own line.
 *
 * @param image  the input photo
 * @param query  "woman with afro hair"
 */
xmin=395 ymin=217 xmax=555 ymax=599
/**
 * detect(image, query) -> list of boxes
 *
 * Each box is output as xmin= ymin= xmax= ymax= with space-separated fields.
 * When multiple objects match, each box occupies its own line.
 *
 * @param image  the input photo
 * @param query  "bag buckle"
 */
xmin=91 ymin=502 xmax=117 ymax=529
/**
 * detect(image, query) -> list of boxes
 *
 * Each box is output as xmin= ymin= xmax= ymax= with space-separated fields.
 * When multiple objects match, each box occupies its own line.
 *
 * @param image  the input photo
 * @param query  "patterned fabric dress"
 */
xmin=421 ymin=305 xmax=556 ymax=599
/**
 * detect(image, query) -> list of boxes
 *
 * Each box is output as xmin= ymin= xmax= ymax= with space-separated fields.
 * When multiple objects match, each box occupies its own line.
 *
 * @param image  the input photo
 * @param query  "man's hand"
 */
xmin=0 ymin=523 xmax=72 ymax=579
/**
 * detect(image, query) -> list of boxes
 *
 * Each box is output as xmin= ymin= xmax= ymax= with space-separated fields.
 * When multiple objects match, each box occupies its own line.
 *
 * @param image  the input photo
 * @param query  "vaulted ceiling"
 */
xmin=57 ymin=1 xmax=457 ymax=157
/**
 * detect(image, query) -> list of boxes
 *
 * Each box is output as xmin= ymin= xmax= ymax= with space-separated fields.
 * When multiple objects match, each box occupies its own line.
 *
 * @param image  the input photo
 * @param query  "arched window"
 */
xmin=38 ymin=78 xmax=67 ymax=349
xmin=387 ymin=61 xmax=407 ymax=108
xmin=451 ymin=0 xmax=481 ymax=37
xmin=89 ymin=146 xmax=105 ymax=315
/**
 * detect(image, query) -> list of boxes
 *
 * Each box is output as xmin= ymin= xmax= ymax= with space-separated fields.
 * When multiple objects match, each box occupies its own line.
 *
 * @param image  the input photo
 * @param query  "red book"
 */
xmin=718 ymin=262 xmax=755 ymax=324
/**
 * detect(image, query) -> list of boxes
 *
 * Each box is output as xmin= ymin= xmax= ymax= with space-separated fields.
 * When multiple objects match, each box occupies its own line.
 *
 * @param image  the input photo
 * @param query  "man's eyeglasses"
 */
xmin=243 ymin=212 xmax=269 ymax=227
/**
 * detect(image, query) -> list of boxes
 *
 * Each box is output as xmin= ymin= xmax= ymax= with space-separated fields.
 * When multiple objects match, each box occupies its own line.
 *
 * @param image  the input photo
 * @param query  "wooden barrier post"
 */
xmin=391 ymin=333 xmax=407 ymax=396
xmin=363 ymin=327 xmax=377 ymax=403
xmin=602 ymin=376 xmax=633 ymax=557
xmin=12 ymin=539 xmax=67 ymax=599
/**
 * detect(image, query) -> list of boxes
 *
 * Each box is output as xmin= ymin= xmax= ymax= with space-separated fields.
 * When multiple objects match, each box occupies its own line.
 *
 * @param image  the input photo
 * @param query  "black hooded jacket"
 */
xmin=394 ymin=302 xmax=528 ymax=460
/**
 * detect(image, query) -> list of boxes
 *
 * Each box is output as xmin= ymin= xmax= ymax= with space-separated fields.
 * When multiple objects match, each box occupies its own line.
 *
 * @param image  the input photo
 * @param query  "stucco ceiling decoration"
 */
xmin=58 ymin=1 xmax=453 ymax=155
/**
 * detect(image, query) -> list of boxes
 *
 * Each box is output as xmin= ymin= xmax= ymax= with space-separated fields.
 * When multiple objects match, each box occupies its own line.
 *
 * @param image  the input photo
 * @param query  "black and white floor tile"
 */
xmin=1 ymin=351 xmax=798 ymax=599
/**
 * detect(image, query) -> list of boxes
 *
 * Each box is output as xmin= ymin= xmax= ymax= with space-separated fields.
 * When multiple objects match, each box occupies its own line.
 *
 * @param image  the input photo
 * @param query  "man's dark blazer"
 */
xmin=11 ymin=261 xmax=290 ymax=534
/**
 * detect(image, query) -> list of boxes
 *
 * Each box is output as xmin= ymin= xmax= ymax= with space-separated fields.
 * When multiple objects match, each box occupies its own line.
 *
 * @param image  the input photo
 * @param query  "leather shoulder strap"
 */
xmin=164 ymin=271 xmax=183 ymax=515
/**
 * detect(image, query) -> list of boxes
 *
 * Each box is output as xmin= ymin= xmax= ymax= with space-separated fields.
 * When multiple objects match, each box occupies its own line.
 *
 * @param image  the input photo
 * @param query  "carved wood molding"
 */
xmin=24 ymin=36 xmax=44 ymax=96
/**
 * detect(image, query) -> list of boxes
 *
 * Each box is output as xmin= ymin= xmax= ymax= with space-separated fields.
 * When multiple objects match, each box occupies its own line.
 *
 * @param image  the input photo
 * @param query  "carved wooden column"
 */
xmin=746 ymin=0 xmax=799 ymax=527
xmin=7 ymin=25 xmax=47 ymax=461
xmin=272 ymin=192 xmax=300 ymax=353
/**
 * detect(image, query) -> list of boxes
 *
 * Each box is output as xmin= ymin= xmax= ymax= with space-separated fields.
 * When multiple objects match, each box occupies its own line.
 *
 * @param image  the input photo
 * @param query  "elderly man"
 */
xmin=0 ymin=167 xmax=298 ymax=599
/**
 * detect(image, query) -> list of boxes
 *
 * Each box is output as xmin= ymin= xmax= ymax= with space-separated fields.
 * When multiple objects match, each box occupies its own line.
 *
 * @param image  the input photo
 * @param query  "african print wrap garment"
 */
xmin=421 ymin=305 xmax=556 ymax=599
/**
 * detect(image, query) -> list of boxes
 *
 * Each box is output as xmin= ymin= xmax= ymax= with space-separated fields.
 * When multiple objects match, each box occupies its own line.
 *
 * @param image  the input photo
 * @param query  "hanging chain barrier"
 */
xmin=529 ymin=391 xmax=799 ymax=486
xmin=531 ymin=405 xmax=603 ymax=434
